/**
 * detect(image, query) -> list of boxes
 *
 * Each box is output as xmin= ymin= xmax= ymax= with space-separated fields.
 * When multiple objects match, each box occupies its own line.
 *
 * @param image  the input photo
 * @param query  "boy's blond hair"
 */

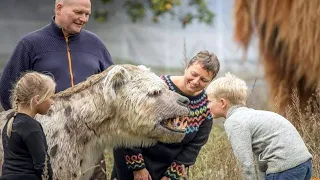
xmin=206 ymin=72 xmax=248 ymax=106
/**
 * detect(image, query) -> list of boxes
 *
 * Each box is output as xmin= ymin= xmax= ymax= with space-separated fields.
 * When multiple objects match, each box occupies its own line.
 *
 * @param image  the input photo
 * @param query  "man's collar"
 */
xmin=50 ymin=16 xmax=80 ymax=40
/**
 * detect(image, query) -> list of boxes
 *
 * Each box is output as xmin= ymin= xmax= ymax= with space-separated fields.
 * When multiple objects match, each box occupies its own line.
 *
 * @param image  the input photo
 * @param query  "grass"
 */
xmin=188 ymin=125 xmax=241 ymax=179
xmin=284 ymin=89 xmax=320 ymax=176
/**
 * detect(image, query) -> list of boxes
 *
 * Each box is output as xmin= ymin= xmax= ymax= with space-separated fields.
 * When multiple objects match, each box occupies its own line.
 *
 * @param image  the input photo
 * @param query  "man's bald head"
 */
xmin=55 ymin=0 xmax=75 ymax=8
xmin=54 ymin=0 xmax=91 ymax=36
xmin=55 ymin=0 xmax=64 ymax=7
xmin=55 ymin=0 xmax=86 ymax=8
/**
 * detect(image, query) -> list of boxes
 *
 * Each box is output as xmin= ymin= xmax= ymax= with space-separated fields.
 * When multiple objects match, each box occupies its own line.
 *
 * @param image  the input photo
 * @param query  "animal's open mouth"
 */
xmin=160 ymin=117 xmax=187 ymax=133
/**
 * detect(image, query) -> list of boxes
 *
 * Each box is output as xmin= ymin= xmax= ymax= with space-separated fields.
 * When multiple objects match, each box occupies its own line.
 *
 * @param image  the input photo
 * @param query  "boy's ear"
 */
xmin=220 ymin=98 xmax=228 ymax=109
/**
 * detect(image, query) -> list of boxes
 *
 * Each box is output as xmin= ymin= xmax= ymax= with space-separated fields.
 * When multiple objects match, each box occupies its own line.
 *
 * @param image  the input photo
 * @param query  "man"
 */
xmin=0 ymin=0 xmax=113 ymax=110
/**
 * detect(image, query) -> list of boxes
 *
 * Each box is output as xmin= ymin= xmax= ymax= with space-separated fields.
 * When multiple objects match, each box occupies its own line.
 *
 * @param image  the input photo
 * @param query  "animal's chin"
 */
xmin=159 ymin=116 xmax=187 ymax=133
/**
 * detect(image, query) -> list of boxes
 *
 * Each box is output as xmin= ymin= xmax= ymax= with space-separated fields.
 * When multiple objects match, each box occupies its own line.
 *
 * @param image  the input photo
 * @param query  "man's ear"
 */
xmin=55 ymin=3 xmax=63 ymax=15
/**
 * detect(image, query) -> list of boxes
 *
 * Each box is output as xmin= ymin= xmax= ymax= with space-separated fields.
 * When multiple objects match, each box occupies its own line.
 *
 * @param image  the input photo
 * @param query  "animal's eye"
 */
xmin=148 ymin=90 xmax=162 ymax=97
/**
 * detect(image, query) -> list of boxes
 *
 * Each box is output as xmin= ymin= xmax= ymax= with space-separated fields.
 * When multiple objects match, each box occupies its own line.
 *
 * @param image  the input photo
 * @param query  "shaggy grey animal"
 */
xmin=0 ymin=64 xmax=189 ymax=179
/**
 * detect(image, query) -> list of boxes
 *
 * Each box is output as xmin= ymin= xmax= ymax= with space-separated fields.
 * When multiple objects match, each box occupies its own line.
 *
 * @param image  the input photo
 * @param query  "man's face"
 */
xmin=55 ymin=0 xmax=91 ymax=36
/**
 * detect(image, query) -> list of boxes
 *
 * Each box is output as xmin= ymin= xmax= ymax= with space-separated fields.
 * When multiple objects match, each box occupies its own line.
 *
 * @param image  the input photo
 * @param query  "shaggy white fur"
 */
xmin=0 ymin=64 xmax=189 ymax=180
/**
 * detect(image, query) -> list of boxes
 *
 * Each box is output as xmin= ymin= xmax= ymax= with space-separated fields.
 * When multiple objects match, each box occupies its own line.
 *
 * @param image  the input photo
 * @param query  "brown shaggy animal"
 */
xmin=234 ymin=0 xmax=320 ymax=114
xmin=0 ymin=64 xmax=189 ymax=179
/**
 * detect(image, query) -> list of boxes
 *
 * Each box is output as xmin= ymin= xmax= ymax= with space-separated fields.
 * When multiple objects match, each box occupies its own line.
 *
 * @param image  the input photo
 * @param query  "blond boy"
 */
xmin=206 ymin=72 xmax=312 ymax=180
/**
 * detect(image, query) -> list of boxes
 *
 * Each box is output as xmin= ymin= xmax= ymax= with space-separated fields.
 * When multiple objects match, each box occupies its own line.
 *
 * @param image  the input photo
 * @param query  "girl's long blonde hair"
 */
xmin=6 ymin=72 xmax=56 ymax=137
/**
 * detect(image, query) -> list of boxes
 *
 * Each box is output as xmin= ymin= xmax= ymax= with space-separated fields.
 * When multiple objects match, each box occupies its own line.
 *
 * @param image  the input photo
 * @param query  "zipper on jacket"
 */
xmin=65 ymin=36 xmax=75 ymax=87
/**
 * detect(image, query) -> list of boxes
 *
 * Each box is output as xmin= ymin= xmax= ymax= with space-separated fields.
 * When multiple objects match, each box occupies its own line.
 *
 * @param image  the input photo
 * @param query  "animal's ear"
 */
xmin=137 ymin=65 xmax=151 ymax=71
xmin=103 ymin=65 xmax=131 ymax=100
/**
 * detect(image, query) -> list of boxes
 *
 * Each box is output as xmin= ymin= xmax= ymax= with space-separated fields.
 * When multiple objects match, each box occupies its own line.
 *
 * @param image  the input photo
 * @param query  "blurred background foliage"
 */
xmin=95 ymin=0 xmax=215 ymax=27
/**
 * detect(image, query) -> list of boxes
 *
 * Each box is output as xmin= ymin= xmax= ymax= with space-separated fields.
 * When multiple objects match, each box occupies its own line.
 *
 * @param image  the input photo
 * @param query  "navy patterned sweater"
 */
xmin=112 ymin=75 xmax=213 ymax=180
xmin=0 ymin=17 xmax=113 ymax=110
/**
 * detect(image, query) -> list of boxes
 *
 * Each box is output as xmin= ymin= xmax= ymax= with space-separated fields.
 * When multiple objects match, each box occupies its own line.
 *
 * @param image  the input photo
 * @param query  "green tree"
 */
xmin=95 ymin=0 xmax=214 ymax=27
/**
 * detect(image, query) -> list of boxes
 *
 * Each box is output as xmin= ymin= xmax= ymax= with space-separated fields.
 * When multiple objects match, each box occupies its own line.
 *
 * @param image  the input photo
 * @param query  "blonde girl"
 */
xmin=1 ymin=72 xmax=56 ymax=180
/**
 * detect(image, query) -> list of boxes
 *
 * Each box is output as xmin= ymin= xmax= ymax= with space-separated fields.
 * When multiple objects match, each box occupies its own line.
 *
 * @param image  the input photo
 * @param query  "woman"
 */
xmin=112 ymin=50 xmax=220 ymax=180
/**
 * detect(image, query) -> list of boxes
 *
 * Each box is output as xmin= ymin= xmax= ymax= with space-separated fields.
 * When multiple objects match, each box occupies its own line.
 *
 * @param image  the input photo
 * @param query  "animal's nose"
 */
xmin=177 ymin=96 xmax=190 ymax=107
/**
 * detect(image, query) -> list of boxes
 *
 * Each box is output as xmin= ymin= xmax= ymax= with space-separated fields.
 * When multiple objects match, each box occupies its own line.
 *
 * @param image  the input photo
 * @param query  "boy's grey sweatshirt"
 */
xmin=224 ymin=106 xmax=312 ymax=180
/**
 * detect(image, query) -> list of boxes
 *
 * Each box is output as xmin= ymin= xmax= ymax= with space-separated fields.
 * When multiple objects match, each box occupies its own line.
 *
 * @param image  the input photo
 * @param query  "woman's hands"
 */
xmin=160 ymin=176 xmax=170 ymax=180
xmin=133 ymin=168 xmax=152 ymax=180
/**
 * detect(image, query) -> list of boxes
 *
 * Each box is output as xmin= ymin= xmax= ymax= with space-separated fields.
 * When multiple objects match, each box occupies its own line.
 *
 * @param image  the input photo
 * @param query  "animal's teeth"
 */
xmin=180 ymin=119 xmax=186 ymax=128
xmin=181 ymin=121 xmax=188 ymax=129
xmin=168 ymin=119 xmax=174 ymax=128
xmin=171 ymin=119 xmax=176 ymax=128
xmin=174 ymin=117 xmax=179 ymax=124
xmin=165 ymin=117 xmax=188 ymax=130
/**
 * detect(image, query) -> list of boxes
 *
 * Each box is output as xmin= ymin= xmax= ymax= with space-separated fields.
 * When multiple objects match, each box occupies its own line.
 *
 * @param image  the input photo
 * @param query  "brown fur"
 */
xmin=234 ymin=0 xmax=320 ymax=114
